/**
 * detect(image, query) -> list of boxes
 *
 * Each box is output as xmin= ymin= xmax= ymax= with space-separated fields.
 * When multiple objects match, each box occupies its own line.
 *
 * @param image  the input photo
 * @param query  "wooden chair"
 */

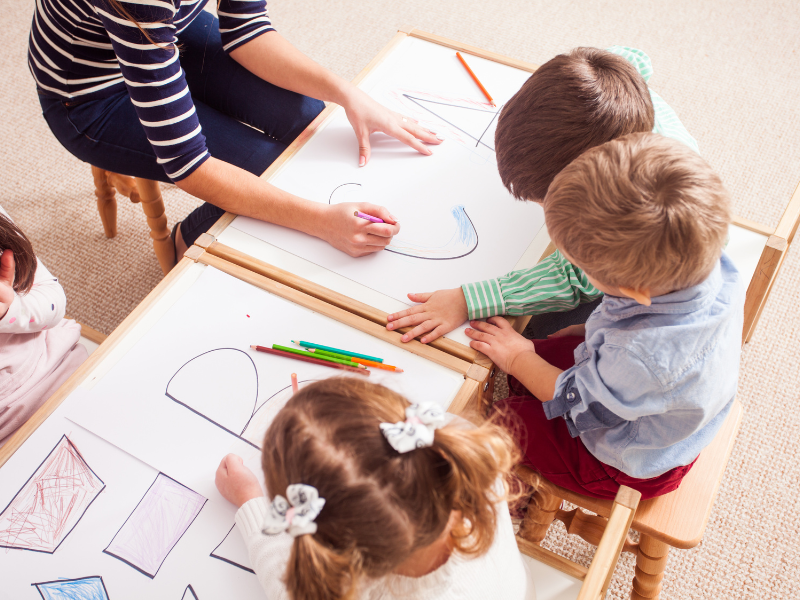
xmin=518 ymin=486 xmax=641 ymax=600
xmin=516 ymin=398 xmax=742 ymax=600
xmin=90 ymin=166 xmax=175 ymax=275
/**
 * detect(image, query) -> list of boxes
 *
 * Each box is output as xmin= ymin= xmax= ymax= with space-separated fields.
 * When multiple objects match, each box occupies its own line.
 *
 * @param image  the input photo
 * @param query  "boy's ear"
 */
xmin=618 ymin=286 xmax=651 ymax=306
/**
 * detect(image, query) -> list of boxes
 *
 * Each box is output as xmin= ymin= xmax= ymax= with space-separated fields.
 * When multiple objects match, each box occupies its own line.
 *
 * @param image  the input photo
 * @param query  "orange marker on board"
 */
xmin=456 ymin=52 xmax=496 ymax=107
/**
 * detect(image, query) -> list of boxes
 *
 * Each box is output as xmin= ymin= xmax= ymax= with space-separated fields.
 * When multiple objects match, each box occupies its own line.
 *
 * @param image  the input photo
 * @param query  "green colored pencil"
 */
xmin=292 ymin=340 xmax=384 ymax=363
xmin=272 ymin=344 xmax=365 ymax=369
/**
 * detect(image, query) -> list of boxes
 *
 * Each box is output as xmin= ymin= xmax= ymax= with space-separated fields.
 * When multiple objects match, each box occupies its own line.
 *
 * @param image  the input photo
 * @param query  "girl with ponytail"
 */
xmin=215 ymin=377 xmax=531 ymax=600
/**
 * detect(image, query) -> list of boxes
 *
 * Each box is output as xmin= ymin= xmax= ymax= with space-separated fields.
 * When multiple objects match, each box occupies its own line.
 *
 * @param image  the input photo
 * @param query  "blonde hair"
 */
xmin=544 ymin=132 xmax=731 ymax=291
xmin=261 ymin=378 xmax=520 ymax=600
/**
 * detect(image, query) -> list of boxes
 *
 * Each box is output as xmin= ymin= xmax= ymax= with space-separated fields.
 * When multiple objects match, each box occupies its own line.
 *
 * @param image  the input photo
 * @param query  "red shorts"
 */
xmin=496 ymin=335 xmax=696 ymax=501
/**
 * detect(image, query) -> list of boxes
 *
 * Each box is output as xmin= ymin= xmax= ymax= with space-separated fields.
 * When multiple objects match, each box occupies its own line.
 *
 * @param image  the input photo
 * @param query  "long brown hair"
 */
xmin=0 ymin=214 xmax=37 ymax=295
xmin=261 ymin=378 xmax=520 ymax=600
xmin=105 ymin=0 xmax=175 ymax=51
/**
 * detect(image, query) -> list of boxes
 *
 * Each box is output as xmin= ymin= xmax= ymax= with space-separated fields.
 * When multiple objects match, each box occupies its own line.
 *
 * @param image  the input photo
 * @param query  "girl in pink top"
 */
xmin=0 ymin=207 xmax=87 ymax=444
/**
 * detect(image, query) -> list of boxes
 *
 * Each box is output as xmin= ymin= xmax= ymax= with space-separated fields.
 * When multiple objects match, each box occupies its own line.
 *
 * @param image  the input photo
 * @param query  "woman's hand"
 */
xmin=215 ymin=454 xmax=263 ymax=508
xmin=342 ymin=88 xmax=443 ymax=166
xmin=0 ymin=250 xmax=16 ymax=320
xmin=318 ymin=202 xmax=401 ymax=257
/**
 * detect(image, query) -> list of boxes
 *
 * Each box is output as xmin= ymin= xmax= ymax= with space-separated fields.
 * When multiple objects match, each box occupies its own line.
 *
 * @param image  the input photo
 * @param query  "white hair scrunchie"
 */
xmin=262 ymin=484 xmax=326 ymax=538
xmin=380 ymin=402 xmax=446 ymax=454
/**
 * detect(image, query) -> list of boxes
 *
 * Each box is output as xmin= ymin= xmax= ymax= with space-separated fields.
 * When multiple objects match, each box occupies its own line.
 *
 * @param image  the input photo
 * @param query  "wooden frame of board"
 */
xmin=0 ymin=248 xmax=488 ymax=469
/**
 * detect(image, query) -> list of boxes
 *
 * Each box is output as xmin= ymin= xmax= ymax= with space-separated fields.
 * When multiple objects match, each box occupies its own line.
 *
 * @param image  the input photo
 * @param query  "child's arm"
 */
xmin=0 ymin=254 xmax=66 ymax=333
xmin=387 ymin=249 xmax=602 ymax=344
xmin=216 ymin=455 xmax=292 ymax=600
xmin=466 ymin=317 xmax=563 ymax=401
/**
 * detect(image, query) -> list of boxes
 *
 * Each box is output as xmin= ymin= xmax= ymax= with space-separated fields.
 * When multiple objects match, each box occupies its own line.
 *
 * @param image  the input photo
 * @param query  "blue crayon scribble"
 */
xmin=33 ymin=576 xmax=109 ymax=600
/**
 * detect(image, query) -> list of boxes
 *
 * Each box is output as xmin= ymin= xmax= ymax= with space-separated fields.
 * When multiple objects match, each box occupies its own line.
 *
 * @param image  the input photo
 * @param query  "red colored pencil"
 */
xmin=456 ymin=52 xmax=496 ymax=107
xmin=250 ymin=345 xmax=369 ymax=376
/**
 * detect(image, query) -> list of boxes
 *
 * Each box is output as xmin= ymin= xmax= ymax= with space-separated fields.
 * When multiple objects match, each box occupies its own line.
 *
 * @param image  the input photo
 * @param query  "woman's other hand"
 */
xmin=342 ymin=88 xmax=443 ymax=167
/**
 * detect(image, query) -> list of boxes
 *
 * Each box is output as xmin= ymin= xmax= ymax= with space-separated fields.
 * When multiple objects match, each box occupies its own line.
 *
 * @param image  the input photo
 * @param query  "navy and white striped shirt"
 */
xmin=28 ymin=0 xmax=274 ymax=181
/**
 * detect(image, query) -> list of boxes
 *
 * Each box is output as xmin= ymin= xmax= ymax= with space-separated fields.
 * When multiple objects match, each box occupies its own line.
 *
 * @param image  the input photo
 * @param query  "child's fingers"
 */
xmin=468 ymin=340 xmax=491 ymax=354
xmin=388 ymin=311 xmax=427 ymax=331
xmin=420 ymin=325 xmax=448 ymax=344
xmin=469 ymin=319 xmax=498 ymax=334
xmin=400 ymin=320 xmax=436 ymax=343
xmin=387 ymin=303 xmax=425 ymax=324
xmin=406 ymin=292 xmax=433 ymax=304
xmin=486 ymin=316 xmax=512 ymax=330
xmin=0 ymin=250 xmax=15 ymax=287
xmin=465 ymin=327 xmax=492 ymax=343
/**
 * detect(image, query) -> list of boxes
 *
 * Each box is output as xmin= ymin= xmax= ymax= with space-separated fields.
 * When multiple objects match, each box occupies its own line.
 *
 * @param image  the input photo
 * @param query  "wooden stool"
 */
xmin=516 ymin=399 xmax=743 ymax=600
xmin=90 ymin=166 xmax=175 ymax=275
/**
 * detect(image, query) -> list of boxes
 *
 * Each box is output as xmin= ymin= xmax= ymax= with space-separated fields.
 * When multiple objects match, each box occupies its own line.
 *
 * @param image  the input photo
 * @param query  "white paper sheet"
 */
xmin=67 ymin=266 xmax=465 ymax=494
xmin=232 ymin=36 xmax=545 ymax=306
xmin=0 ymin=394 xmax=265 ymax=600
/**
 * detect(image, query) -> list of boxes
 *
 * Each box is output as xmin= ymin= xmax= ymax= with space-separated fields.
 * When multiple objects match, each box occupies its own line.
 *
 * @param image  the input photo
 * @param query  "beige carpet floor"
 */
xmin=3 ymin=0 xmax=800 ymax=597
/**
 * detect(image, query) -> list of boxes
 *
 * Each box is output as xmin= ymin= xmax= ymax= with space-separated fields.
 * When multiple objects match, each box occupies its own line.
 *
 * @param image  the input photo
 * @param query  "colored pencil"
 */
xmin=250 ymin=345 xmax=369 ymax=376
xmin=272 ymin=344 xmax=366 ymax=369
xmin=291 ymin=373 xmax=298 ymax=394
xmin=292 ymin=340 xmax=384 ymax=363
xmin=456 ymin=52 xmax=496 ymax=107
xmin=308 ymin=348 xmax=403 ymax=372
xmin=354 ymin=211 xmax=385 ymax=224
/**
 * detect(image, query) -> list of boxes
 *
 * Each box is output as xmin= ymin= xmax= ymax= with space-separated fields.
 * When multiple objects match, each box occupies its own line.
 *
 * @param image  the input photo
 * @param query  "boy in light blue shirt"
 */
xmin=467 ymin=132 xmax=744 ymax=499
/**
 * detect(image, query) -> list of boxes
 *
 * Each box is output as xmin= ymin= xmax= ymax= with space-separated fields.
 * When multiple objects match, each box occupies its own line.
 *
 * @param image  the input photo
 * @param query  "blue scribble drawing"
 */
xmin=386 ymin=205 xmax=479 ymax=260
xmin=33 ymin=575 xmax=109 ymax=600
xmin=104 ymin=473 xmax=206 ymax=579
xmin=328 ymin=185 xmax=479 ymax=260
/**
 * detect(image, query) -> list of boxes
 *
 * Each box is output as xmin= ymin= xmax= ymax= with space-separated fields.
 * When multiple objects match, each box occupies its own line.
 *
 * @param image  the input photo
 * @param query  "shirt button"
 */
xmin=567 ymin=392 xmax=575 ymax=400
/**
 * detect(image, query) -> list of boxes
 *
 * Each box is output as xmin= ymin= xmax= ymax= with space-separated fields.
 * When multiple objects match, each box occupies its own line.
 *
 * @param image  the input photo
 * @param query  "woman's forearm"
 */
xmin=177 ymin=157 xmax=323 ymax=235
xmin=229 ymin=31 xmax=353 ymax=106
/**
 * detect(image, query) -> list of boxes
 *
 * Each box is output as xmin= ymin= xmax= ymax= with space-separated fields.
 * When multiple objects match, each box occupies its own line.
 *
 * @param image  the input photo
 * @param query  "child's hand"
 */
xmin=548 ymin=324 xmax=586 ymax=338
xmin=0 ymin=250 xmax=16 ymax=319
xmin=215 ymin=454 xmax=263 ymax=508
xmin=386 ymin=288 xmax=468 ymax=344
xmin=465 ymin=317 xmax=537 ymax=375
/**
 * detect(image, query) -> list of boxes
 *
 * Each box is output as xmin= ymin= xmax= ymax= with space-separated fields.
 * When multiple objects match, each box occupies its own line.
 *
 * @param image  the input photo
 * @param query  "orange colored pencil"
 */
xmin=456 ymin=52 xmax=496 ymax=107
xmin=350 ymin=357 xmax=404 ymax=372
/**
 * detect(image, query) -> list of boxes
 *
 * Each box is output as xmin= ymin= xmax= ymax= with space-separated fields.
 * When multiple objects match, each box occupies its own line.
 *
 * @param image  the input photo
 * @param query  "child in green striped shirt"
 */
xmin=386 ymin=46 xmax=699 ymax=344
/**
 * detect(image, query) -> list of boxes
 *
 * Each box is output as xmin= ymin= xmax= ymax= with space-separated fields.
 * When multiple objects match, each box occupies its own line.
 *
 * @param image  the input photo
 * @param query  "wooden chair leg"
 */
xmin=133 ymin=178 xmax=174 ymax=275
xmin=91 ymin=166 xmax=117 ymax=238
xmin=630 ymin=534 xmax=670 ymax=600
xmin=518 ymin=486 xmax=561 ymax=544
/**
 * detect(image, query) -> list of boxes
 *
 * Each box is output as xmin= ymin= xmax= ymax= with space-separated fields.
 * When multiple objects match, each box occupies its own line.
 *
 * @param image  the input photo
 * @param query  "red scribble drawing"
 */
xmin=0 ymin=435 xmax=105 ymax=553
xmin=104 ymin=472 xmax=206 ymax=578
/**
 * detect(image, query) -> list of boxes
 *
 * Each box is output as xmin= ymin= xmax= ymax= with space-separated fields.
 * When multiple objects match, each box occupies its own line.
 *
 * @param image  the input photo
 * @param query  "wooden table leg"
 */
xmin=134 ymin=178 xmax=174 ymax=275
xmin=518 ymin=486 xmax=561 ymax=544
xmin=631 ymin=534 xmax=670 ymax=600
xmin=91 ymin=166 xmax=117 ymax=238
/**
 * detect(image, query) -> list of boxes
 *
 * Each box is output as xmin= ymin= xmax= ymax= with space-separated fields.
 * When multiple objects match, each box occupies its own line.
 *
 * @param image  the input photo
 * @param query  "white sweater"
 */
xmin=235 ymin=495 xmax=532 ymax=600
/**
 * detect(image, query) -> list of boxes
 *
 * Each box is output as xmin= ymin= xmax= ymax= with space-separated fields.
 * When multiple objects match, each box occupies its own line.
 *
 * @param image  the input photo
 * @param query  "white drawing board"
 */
xmin=67 ymin=265 xmax=465 ymax=496
xmin=0 ymin=400 xmax=264 ymax=600
xmin=230 ymin=35 xmax=546 ymax=343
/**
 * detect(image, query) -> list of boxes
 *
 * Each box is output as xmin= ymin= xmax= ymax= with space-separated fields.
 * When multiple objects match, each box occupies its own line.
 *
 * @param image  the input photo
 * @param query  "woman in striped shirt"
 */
xmin=29 ymin=0 xmax=440 ymax=258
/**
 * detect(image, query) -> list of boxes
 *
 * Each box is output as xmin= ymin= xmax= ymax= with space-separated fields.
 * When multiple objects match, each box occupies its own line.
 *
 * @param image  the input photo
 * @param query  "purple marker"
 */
xmin=354 ymin=211 xmax=385 ymax=223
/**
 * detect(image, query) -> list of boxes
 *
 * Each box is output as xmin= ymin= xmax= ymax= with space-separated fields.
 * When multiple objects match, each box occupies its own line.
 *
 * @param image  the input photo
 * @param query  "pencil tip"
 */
xmin=396 ymin=368 xmax=404 ymax=373
xmin=250 ymin=344 xmax=257 ymax=349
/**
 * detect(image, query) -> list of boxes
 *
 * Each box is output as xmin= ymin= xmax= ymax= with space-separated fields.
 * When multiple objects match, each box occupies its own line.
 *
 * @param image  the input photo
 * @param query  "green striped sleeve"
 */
xmin=462 ymin=279 xmax=505 ymax=320
xmin=608 ymin=45 xmax=700 ymax=154
xmin=462 ymin=250 xmax=603 ymax=320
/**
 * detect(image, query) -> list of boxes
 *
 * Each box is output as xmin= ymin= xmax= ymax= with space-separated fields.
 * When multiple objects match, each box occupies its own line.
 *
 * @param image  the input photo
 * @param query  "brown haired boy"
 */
xmin=466 ymin=133 xmax=743 ymax=498
xmin=386 ymin=46 xmax=700 ymax=343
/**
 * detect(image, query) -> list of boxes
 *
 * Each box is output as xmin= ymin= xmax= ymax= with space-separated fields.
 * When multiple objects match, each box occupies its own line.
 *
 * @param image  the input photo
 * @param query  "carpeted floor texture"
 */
xmin=3 ymin=0 xmax=799 ymax=598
